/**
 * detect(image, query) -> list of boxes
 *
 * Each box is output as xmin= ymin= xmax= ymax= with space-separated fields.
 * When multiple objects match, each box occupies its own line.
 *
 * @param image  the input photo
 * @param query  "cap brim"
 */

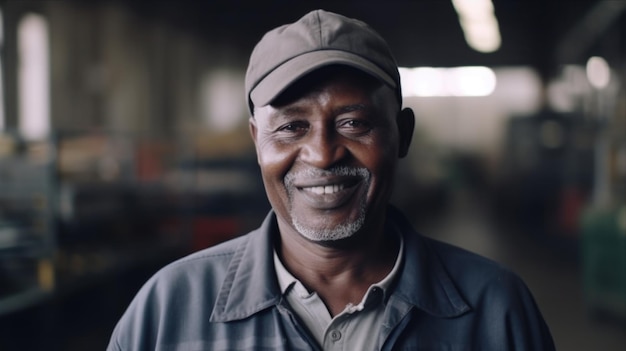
xmin=249 ymin=50 xmax=397 ymax=108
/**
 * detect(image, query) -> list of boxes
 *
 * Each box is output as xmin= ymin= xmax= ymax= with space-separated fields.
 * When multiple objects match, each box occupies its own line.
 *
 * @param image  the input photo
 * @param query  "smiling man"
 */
xmin=108 ymin=10 xmax=555 ymax=350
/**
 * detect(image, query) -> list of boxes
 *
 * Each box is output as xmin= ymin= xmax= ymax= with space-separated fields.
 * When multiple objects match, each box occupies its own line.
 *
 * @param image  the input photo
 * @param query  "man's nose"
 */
xmin=299 ymin=128 xmax=347 ymax=169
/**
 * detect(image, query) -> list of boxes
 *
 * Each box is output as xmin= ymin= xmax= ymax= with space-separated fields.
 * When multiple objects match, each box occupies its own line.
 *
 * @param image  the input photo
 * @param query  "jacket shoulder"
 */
xmin=108 ymin=233 xmax=256 ymax=350
xmin=421 ymin=236 xmax=527 ymax=296
xmin=149 ymin=233 xmax=251 ymax=287
xmin=412 ymin=236 xmax=554 ymax=349
xmin=422 ymin=236 xmax=507 ymax=276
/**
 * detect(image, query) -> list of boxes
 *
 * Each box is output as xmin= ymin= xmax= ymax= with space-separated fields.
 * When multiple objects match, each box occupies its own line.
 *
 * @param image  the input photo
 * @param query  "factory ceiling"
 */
xmin=96 ymin=0 xmax=626 ymax=78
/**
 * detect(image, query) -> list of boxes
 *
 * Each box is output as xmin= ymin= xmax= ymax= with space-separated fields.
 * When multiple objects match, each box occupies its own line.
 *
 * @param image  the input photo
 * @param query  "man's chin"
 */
xmin=292 ymin=216 xmax=365 ymax=243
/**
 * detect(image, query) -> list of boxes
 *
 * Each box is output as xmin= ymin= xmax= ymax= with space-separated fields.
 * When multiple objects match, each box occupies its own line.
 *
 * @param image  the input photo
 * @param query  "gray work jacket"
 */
xmin=108 ymin=207 xmax=555 ymax=350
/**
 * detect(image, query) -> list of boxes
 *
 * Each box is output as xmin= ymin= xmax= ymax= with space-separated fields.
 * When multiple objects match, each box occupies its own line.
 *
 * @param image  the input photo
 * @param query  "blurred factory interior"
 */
xmin=0 ymin=0 xmax=625 ymax=349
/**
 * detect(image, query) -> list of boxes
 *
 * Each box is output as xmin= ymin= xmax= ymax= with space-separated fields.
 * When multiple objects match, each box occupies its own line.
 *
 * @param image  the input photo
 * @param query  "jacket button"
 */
xmin=330 ymin=330 xmax=342 ymax=341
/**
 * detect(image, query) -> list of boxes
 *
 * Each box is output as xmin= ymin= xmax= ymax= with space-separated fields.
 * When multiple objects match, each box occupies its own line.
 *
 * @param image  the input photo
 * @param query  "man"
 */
xmin=108 ymin=10 xmax=555 ymax=350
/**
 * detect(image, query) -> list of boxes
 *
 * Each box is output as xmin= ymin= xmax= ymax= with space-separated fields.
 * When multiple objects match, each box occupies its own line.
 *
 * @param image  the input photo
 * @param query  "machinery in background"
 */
xmin=0 ymin=135 xmax=56 ymax=316
xmin=0 ymin=131 xmax=269 ymax=319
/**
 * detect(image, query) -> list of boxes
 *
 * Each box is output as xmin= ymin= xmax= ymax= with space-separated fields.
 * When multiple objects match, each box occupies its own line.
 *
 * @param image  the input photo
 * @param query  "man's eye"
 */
xmin=277 ymin=122 xmax=307 ymax=133
xmin=339 ymin=119 xmax=371 ymax=133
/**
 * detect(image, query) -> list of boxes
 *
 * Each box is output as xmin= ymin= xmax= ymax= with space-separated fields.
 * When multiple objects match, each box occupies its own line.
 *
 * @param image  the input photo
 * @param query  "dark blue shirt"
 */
xmin=108 ymin=207 xmax=555 ymax=350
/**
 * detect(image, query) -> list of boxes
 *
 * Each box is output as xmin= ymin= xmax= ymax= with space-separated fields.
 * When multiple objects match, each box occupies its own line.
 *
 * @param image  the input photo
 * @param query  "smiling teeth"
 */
xmin=306 ymin=184 xmax=345 ymax=195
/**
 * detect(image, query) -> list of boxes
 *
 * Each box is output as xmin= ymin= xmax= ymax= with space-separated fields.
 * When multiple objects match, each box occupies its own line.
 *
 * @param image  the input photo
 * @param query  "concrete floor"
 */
xmin=413 ymin=190 xmax=626 ymax=351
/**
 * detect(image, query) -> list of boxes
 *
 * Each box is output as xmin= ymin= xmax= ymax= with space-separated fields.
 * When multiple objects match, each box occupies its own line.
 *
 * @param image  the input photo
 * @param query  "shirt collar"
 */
xmin=210 ymin=208 xmax=470 ymax=323
xmin=273 ymin=226 xmax=405 ymax=304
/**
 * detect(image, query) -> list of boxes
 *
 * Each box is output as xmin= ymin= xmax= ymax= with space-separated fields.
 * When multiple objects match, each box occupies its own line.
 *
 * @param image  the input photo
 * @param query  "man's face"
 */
xmin=250 ymin=69 xmax=412 ymax=243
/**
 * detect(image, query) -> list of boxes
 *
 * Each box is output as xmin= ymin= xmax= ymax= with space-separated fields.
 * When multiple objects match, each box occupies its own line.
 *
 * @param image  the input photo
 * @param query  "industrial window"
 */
xmin=17 ymin=13 xmax=50 ymax=140
xmin=0 ymin=6 xmax=5 ymax=131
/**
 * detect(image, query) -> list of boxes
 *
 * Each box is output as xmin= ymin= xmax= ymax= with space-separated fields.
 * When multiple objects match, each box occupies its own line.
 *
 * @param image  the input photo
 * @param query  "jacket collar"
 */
xmin=210 ymin=212 xmax=282 ymax=322
xmin=387 ymin=206 xmax=470 ymax=317
xmin=210 ymin=207 xmax=469 ymax=322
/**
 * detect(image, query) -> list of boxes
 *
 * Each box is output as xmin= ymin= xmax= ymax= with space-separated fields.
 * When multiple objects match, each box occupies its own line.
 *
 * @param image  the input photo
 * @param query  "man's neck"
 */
xmin=276 ymin=217 xmax=399 ymax=316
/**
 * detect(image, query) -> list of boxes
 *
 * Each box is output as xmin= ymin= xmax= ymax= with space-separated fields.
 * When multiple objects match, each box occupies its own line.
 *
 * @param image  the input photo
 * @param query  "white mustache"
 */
xmin=284 ymin=166 xmax=370 ymax=185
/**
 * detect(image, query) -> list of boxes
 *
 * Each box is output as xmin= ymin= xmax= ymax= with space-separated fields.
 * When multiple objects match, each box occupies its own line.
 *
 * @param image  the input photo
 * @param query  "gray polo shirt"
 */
xmin=273 ymin=233 xmax=404 ymax=350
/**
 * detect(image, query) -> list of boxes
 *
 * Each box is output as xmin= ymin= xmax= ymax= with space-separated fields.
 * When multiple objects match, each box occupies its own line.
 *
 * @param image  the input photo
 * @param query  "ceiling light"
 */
xmin=400 ymin=66 xmax=496 ymax=97
xmin=586 ymin=56 xmax=611 ymax=89
xmin=452 ymin=0 xmax=501 ymax=53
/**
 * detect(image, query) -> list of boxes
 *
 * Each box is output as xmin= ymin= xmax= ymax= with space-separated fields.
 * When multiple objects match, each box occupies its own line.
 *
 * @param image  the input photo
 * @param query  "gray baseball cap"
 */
xmin=245 ymin=9 xmax=401 ymax=115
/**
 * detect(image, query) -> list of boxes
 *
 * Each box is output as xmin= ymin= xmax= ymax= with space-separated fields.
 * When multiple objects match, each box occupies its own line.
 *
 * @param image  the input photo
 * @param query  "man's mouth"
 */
xmin=301 ymin=183 xmax=346 ymax=195
xmin=293 ymin=178 xmax=364 ymax=210
xmin=285 ymin=167 xmax=370 ymax=209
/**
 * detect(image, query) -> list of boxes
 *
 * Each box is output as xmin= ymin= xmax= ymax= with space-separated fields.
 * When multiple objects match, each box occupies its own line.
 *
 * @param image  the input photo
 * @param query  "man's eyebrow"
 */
xmin=268 ymin=103 xmax=371 ymax=121
xmin=335 ymin=104 xmax=370 ymax=114
xmin=265 ymin=105 xmax=308 ymax=126
xmin=270 ymin=105 xmax=308 ymax=118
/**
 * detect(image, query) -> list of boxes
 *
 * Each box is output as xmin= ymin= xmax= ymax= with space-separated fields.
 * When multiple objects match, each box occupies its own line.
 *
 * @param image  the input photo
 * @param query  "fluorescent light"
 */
xmin=460 ymin=17 xmax=501 ymax=53
xmin=399 ymin=67 xmax=446 ymax=97
xmin=452 ymin=0 xmax=501 ymax=53
xmin=448 ymin=66 xmax=496 ymax=96
xmin=399 ymin=66 xmax=496 ymax=97
xmin=0 ymin=7 xmax=4 ymax=131
xmin=18 ymin=13 xmax=50 ymax=140
xmin=452 ymin=0 xmax=495 ymax=21
xmin=586 ymin=56 xmax=611 ymax=89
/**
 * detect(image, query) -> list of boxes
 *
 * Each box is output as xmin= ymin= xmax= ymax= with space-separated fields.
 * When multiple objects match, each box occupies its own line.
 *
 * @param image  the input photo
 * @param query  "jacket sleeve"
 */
xmin=476 ymin=271 xmax=556 ymax=351
xmin=106 ymin=276 xmax=162 ymax=351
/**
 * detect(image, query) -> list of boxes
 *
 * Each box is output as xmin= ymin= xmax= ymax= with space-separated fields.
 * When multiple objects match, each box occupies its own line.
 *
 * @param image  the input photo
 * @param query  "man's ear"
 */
xmin=397 ymin=108 xmax=415 ymax=158
xmin=249 ymin=117 xmax=258 ymax=143
xmin=249 ymin=117 xmax=260 ymax=163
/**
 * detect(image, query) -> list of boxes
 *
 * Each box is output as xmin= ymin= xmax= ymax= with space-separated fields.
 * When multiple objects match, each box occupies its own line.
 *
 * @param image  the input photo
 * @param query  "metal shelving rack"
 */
xmin=0 ymin=137 xmax=57 ymax=315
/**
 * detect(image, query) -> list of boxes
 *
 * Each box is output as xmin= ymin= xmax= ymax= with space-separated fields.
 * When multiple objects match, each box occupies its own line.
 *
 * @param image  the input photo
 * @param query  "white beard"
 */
xmin=284 ymin=166 xmax=370 ymax=242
